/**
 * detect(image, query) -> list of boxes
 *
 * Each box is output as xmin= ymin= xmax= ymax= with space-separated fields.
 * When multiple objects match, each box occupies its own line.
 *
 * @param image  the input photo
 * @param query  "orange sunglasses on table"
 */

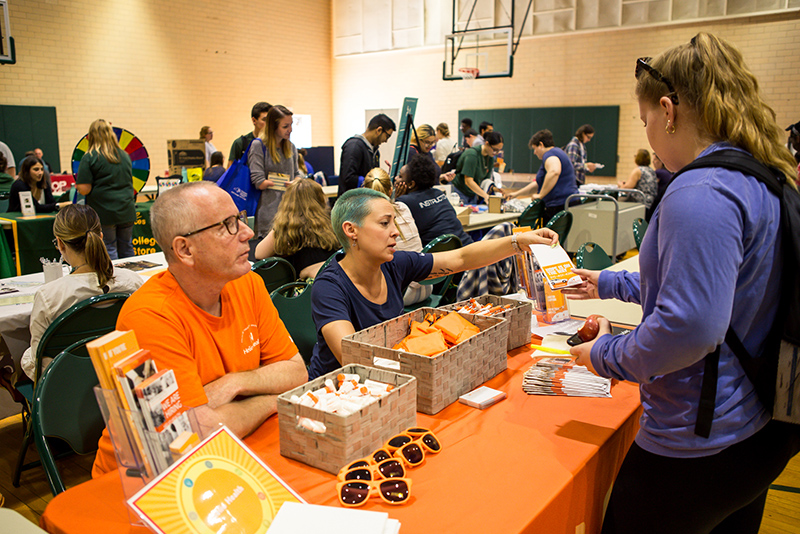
xmin=385 ymin=427 xmax=442 ymax=467
xmin=338 ymin=457 xmax=406 ymax=481
xmin=336 ymin=478 xmax=414 ymax=507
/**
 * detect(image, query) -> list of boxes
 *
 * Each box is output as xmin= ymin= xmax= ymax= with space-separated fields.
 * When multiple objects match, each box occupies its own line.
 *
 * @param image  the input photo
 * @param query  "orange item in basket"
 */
xmin=433 ymin=312 xmax=480 ymax=345
xmin=404 ymin=331 xmax=449 ymax=356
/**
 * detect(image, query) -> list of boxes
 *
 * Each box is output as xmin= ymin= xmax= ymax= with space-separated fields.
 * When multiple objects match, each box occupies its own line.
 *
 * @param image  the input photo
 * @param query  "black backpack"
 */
xmin=670 ymin=150 xmax=800 ymax=437
xmin=441 ymin=149 xmax=465 ymax=173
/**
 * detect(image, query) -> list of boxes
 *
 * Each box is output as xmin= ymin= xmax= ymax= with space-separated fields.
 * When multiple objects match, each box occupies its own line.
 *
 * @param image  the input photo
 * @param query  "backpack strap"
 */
xmin=671 ymin=149 xmax=784 ymax=198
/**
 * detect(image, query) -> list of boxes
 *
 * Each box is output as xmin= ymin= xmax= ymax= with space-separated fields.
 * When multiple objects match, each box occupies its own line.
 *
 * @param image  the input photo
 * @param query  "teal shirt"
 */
xmin=0 ymin=172 xmax=13 ymax=194
xmin=452 ymin=146 xmax=492 ymax=199
xmin=76 ymin=147 xmax=136 ymax=226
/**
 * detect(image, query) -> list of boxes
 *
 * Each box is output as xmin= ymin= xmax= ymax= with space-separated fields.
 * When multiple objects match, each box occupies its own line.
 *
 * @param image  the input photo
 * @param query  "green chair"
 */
xmin=633 ymin=217 xmax=648 ymax=249
xmin=31 ymin=337 xmax=105 ymax=495
xmin=251 ymin=257 xmax=296 ymax=294
xmin=517 ymin=199 xmax=544 ymax=229
xmin=12 ymin=292 xmax=131 ymax=488
xmin=317 ymin=248 xmax=344 ymax=277
xmin=545 ymin=210 xmax=573 ymax=246
xmin=575 ymin=242 xmax=613 ymax=270
xmin=404 ymin=234 xmax=462 ymax=312
xmin=270 ymin=281 xmax=316 ymax=367
xmin=0 ymin=191 xmax=9 ymax=213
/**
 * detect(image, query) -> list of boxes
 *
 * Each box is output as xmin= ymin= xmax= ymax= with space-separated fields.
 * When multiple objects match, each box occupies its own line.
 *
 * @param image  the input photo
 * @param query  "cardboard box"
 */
xmin=341 ymin=308 xmax=508 ymax=414
xmin=455 ymin=206 xmax=472 ymax=226
xmin=488 ymin=195 xmax=502 ymax=213
xmin=277 ymin=364 xmax=416 ymax=474
xmin=166 ymin=139 xmax=205 ymax=175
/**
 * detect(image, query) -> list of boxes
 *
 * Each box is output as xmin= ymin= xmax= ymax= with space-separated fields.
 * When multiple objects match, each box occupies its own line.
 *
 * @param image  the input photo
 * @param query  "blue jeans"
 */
xmin=102 ymin=223 xmax=134 ymax=259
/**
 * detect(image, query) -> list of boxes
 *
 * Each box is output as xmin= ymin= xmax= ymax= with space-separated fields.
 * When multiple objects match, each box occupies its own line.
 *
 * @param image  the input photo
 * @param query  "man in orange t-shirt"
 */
xmin=92 ymin=182 xmax=307 ymax=477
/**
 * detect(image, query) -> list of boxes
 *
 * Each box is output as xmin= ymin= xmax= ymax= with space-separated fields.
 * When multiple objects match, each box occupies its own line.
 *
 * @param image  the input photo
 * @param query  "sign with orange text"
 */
xmin=128 ymin=426 xmax=304 ymax=534
xmin=529 ymin=244 xmax=581 ymax=290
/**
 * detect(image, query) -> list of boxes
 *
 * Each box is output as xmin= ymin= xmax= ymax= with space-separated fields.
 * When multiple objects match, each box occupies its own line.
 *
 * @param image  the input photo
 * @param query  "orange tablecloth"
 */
xmin=41 ymin=346 xmax=641 ymax=534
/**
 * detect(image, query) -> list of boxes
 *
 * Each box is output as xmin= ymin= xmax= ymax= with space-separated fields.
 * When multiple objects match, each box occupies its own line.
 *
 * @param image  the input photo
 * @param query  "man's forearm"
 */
xmin=197 ymin=394 xmax=279 ymax=438
xmin=203 ymin=355 xmax=307 ymax=409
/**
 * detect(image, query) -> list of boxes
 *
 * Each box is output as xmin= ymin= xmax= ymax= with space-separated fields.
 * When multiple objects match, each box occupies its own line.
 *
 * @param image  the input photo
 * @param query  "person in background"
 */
xmin=20 ymin=204 xmax=142 ymax=381
xmin=8 ymin=157 xmax=68 ymax=213
xmin=203 ymin=151 xmax=226 ymax=182
xmin=200 ymin=126 xmax=216 ymax=168
xmin=408 ymin=124 xmax=441 ymax=182
xmin=33 ymin=148 xmax=52 ymax=174
xmin=566 ymin=33 xmax=800 ymax=534
xmin=460 ymin=118 xmax=473 ymax=147
xmin=338 ymin=114 xmax=396 ymax=197
xmin=463 ymin=128 xmax=478 ymax=148
xmin=76 ymin=119 xmax=137 ymax=259
xmin=229 ymin=102 xmax=272 ymax=167
xmin=298 ymin=148 xmax=313 ymax=176
xmin=308 ymin=187 xmax=558 ymax=379
xmin=433 ymin=123 xmax=456 ymax=166
xmin=452 ymin=131 xmax=504 ymax=204
xmin=396 ymin=153 xmax=473 ymax=247
xmin=0 ymin=140 xmax=15 ymax=178
xmin=564 ymin=124 xmax=598 ymax=186
xmin=254 ymin=179 xmax=339 ymax=279
xmin=0 ymin=153 xmax=13 ymax=193
xmin=786 ymin=121 xmax=800 ymax=183
xmin=92 ymin=181 xmax=307 ymax=477
xmin=506 ymin=129 xmax=578 ymax=223
xmin=473 ymin=121 xmax=493 ymax=147
xmin=248 ymin=105 xmax=304 ymax=238
xmin=618 ymin=148 xmax=658 ymax=220
xmin=362 ymin=166 xmax=430 ymax=306
xmin=652 ymin=152 xmax=674 ymax=208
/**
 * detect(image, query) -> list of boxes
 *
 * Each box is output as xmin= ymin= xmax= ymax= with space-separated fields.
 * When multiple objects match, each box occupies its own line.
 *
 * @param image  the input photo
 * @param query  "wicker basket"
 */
xmin=441 ymin=295 xmax=532 ymax=351
xmin=277 ymin=364 xmax=417 ymax=474
xmin=341 ymin=308 xmax=508 ymax=415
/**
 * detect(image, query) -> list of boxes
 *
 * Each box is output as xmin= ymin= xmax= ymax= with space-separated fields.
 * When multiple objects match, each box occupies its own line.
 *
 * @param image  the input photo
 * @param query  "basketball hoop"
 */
xmin=458 ymin=67 xmax=480 ymax=88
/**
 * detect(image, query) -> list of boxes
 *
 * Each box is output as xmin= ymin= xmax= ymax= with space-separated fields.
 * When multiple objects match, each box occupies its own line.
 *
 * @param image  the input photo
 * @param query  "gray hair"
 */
xmin=151 ymin=181 xmax=215 ymax=261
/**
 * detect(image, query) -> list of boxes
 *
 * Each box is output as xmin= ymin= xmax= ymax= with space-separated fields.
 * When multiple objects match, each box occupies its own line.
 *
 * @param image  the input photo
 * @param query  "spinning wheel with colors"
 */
xmin=71 ymin=127 xmax=150 ymax=193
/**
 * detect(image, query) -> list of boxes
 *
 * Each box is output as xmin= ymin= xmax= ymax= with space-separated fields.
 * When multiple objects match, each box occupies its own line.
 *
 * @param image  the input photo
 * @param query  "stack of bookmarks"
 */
xmin=523 ymin=357 xmax=611 ymax=397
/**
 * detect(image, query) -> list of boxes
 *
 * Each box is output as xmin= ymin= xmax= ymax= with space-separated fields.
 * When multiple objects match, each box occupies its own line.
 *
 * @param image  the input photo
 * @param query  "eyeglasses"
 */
xmin=635 ymin=57 xmax=679 ymax=105
xmin=337 ymin=458 xmax=406 ymax=482
xmin=181 ymin=210 xmax=247 ymax=238
xmin=336 ymin=478 xmax=413 ymax=507
xmin=385 ymin=427 xmax=442 ymax=467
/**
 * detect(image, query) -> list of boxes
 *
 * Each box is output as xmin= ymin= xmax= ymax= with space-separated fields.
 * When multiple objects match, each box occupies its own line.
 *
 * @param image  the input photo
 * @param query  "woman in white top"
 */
xmin=200 ymin=126 xmax=216 ymax=168
xmin=432 ymin=122 xmax=457 ymax=165
xmin=362 ymin=167 xmax=431 ymax=306
xmin=21 ymin=204 xmax=143 ymax=381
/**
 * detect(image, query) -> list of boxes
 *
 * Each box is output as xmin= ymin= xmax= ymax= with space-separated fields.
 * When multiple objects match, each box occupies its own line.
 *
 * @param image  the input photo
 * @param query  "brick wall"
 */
xmin=0 ymin=0 xmax=332 ymax=181
xmin=333 ymin=13 xmax=800 ymax=179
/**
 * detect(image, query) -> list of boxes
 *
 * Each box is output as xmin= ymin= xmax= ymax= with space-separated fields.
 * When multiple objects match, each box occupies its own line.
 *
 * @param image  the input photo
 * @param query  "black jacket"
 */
xmin=338 ymin=135 xmax=379 ymax=197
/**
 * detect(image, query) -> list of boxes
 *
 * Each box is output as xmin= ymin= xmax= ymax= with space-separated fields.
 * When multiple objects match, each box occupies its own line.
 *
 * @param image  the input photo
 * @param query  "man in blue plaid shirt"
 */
xmin=564 ymin=124 xmax=597 ymax=185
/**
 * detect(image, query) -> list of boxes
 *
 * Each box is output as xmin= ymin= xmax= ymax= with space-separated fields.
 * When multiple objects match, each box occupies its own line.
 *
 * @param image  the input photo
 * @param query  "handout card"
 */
xmin=528 ymin=244 xmax=582 ymax=290
xmin=128 ymin=426 xmax=305 ymax=534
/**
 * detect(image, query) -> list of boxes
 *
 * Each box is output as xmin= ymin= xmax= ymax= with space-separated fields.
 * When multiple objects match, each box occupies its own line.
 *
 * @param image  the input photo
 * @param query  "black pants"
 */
xmin=602 ymin=420 xmax=800 ymax=534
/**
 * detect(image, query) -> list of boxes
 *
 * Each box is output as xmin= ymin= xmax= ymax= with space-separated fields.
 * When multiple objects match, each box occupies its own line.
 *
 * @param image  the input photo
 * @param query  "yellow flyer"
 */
xmin=128 ymin=426 xmax=304 ymax=534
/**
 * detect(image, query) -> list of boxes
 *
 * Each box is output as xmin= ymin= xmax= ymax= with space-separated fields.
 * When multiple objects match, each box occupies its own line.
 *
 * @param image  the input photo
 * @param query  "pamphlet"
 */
xmin=528 ymin=244 xmax=581 ymax=290
xmin=128 ymin=426 xmax=305 ymax=534
xmin=115 ymin=260 xmax=162 ymax=272
xmin=267 ymin=173 xmax=291 ymax=191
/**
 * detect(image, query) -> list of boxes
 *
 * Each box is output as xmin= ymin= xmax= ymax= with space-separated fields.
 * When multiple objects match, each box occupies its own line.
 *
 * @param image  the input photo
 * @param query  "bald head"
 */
xmin=151 ymin=181 xmax=228 ymax=261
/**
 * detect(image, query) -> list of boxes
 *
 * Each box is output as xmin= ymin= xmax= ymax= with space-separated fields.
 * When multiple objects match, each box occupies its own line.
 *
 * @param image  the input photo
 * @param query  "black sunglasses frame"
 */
xmin=635 ymin=57 xmax=680 ymax=106
xmin=181 ymin=210 xmax=247 ymax=238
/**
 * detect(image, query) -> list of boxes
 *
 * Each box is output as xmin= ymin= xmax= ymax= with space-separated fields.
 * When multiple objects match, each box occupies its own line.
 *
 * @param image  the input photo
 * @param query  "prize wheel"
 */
xmin=71 ymin=127 xmax=150 ymax=193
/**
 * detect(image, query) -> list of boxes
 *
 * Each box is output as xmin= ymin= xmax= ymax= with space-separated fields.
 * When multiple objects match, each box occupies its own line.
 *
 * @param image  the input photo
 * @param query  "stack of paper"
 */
xmin=268 ymin=502 xmax=401 ymax=534
xmin=523 ymin=357 xmax=611 ymax=397
xmin=268 ymin=172 xmax=292 ymax=191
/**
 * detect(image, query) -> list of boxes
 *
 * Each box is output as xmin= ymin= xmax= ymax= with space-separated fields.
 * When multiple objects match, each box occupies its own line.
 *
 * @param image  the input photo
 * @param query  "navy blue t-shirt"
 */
xmin=308 ymin=251 xmax=434 ymax=379
xmin=400 ymin=188 xmax=473 ymax=247
xmin=536 ymin=147 xmax=578 ymax=208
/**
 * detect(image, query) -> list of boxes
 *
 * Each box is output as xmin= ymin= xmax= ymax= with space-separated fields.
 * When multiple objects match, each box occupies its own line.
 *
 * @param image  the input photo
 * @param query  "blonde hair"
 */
xmin=261 ymin=105 xmax=294 ymax=163
xmin=436 ymin=123 xmax=450 ymax=137
xmin=54 ymin=204 xmax=114 ymax=287
xmin=410 ymin=124 xmax=436 ymax=148
xmin=272 ymin=179 xmax=339 ymax=256
xmin=363 ymin=168 xmax=392 ymax=196
xmin=635 ymin=33 xmax=797 ymax=189
xmin=87 ymin=119 xmax=121 ymax=164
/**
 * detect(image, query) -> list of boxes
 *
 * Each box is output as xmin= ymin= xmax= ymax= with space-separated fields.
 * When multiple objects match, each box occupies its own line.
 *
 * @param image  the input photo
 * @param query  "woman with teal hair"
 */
xmin=308 ymin=187 xmax=558 ymax=379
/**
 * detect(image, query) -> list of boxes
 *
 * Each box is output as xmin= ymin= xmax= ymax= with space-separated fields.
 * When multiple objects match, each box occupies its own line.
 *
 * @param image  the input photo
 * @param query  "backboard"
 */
xmin=443 ymin=27 xmax=513 ymax=81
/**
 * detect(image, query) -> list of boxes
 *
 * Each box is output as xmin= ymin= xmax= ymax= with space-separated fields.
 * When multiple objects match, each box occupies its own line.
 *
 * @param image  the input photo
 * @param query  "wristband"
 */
xmin=511 ymin=234 xmax=522 ymax=254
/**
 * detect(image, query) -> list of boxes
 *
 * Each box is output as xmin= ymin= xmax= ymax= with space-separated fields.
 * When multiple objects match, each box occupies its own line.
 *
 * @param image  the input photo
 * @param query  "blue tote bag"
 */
xmin=216 ymin=139 xmax=263 ymax=216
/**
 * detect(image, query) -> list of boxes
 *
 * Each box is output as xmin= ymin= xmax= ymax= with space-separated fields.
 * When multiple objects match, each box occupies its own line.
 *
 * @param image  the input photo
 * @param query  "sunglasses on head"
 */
xmin=635 ymin=57 xmax=680 ymax=106
xmin=336 ymin=478 xmax=413 ymax=507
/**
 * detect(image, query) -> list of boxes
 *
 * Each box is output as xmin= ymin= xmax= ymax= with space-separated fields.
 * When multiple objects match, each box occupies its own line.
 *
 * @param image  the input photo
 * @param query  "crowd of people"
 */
xmin=3 ymin=30 xmax=800 ymax=534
